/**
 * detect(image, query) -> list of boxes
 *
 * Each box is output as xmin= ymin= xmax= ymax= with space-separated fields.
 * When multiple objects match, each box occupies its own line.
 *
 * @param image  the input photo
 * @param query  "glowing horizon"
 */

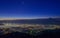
xmin=0 ymin=16 xmax=60 ymax=20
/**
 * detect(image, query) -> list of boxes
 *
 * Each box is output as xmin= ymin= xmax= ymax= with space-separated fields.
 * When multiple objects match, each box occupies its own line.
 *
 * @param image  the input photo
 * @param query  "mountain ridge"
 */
xmin=0 ymin=18 xmax=60 ymax=25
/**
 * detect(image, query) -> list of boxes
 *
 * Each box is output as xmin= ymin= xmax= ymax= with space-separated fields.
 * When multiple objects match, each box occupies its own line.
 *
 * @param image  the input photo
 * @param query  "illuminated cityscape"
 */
xmin=0 ymin=20 xmax=60 ymax=35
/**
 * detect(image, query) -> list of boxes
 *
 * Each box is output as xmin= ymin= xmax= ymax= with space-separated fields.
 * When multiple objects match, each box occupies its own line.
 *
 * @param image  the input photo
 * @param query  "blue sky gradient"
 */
xmin=0 ymin=0 xmax=60 ymax=18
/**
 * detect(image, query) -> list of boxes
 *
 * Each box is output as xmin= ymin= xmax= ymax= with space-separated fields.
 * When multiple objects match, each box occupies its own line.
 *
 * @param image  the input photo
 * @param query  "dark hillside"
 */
xmin=0 ymin=29 xmax=60 ymax=38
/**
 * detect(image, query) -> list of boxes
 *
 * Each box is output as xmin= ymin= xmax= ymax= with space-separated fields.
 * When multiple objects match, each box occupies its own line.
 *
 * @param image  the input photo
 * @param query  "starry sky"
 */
xmin=0 ymin=0 xmax=60 ymax=18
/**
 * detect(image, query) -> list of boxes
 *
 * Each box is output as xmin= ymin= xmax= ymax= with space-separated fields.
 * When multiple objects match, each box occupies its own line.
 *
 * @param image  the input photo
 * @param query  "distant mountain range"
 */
xmin=0 ymin=18 xmax=60 ymax=25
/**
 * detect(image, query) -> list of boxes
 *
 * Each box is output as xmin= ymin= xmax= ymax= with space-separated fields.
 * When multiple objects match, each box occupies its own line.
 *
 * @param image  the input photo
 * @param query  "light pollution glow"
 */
xmin=0 ymin=16 xmax=60 ymax=20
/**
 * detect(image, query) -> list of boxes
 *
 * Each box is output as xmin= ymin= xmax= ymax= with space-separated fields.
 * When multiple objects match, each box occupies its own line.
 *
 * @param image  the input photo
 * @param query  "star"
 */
xmin=21 ymin=1 xmax=24 ymax=5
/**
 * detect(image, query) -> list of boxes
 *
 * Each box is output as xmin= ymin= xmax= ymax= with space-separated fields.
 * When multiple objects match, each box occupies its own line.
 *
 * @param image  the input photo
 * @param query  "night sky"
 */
xmin=0 ymin=0 xmax=60 ymax=18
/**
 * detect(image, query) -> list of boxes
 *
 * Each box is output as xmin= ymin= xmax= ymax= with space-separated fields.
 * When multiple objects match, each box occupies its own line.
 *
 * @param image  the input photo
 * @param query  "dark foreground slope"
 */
xmin=0 ymin=29 xmax=60 ymax=38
